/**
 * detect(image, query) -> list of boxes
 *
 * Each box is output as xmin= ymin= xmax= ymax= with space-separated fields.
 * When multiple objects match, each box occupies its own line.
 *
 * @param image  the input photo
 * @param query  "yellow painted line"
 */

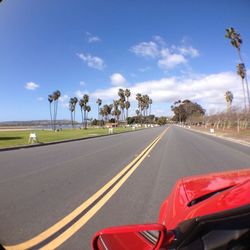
xmin=4 ymin=127 xmax=168 ymax=250
xmin=40 ymin=132 xmax=166 ymax=249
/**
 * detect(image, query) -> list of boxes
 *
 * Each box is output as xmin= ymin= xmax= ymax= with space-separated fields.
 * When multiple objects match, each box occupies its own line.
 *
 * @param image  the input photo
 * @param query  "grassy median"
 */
xmin=0 ymin=127 xmax=138 ymax=148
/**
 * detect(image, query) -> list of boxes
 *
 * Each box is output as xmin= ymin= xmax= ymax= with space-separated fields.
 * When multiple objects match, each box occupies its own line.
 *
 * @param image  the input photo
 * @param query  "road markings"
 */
xmin=4 ymin=127 xmax=168 ymax=250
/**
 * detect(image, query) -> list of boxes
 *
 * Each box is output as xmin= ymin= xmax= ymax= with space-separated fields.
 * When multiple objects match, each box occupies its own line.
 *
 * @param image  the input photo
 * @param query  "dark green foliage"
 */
xmin=171 ymin=100 xmax=205 ymax=122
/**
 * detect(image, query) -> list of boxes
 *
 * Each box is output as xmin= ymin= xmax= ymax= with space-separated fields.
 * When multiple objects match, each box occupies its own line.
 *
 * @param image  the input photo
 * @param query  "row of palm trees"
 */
xmin=98 ymin=88 xmax=132 ymax=123
xmin=69 ymin=95 xmax=91 ymax=129
xmin=135 ymin=93 xmax=153 ymax=118
xmin=48 ymin=88 xmax=152 ymax=129
xmin=225 ymin=27 xmax=250 ymax=110
xmin=48 ymin=90 xmax=61 ymax=130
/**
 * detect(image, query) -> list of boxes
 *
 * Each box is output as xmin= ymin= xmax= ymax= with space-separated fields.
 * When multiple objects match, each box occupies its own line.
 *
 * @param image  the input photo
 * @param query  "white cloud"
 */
xmin=75 ymin=90 xmax=90 ymax=99
xmin=130 ymin=36 xmax=199 ymax=71
xmin=86 ymin=32 xmax=101 ymax=43
xmin=158 ymin=48 xmax=187 ymax=69
xmin=25 ymin=82 xmax=39 ymax=90
xmin=130 ymin=41 xmax=159 ymax=58
xmin=80 ymin=81 xmax=85 ymax=86
xmin=37 ymin=97 xmax=44 ymax=101
xmin=90 ymin=70 xmax=246 ymax=114
xmin=178 ymin=46 xmax=199 ymax=57
xmin=77 ymin=52 xmax=105 ymax=70
xmin=110 ymin=73 xmax=127 ymax=86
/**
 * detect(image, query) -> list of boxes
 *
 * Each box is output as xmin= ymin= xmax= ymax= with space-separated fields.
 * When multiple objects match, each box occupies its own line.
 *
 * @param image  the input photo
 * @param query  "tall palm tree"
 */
xmin=124 ymin=89 xmax=131 ymax=119
xmin=81 ymin=94 xmax=90 ymax=129
xmin=102 ymin=104 xmax=110 ymax=122
xmin=112 ymin=100 xmax=121 ymax=123
xmin=69 ymin=97 xmax=78 ymax=128
xmin=96 ymin=98 xmax=102 ymax=120
xmin=79 ymin=99 xmax=85 ymax=128
xmin=125 ymin=101 xmax=130 ymax=120
xmin=52 ymin=90 xmax=61 ymax=131
xmin=69 ymin=98 xmax=75 ymax=128
xmin=118 ymin=88 xmax=125 ymax=120
xmin=86 ymin=105 xmax=91 ymax=128
xmin=136 ymin=93 xmax=142 ymax=124
xmin=48 ymin=94 xmax=53 ymax=130
xmin=237 ymin=63 xmax=247 ymax=110
xmin=225 ymin=27 xmax=250 ymax=109
xmin=99 ymin=107 xmax=105 ymax=122
xmin=225 ymin=91 xmax=233 ymax=112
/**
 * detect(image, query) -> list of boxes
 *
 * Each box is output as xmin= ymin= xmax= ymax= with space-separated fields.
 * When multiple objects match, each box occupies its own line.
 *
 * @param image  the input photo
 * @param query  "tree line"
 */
xmin=48 ymin=88 xmax=154 ymax=130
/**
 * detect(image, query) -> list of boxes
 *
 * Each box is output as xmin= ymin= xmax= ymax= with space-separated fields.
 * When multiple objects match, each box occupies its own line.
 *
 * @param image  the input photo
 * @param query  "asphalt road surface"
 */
xmin=0 ymin=125 xmax=250 ymax=249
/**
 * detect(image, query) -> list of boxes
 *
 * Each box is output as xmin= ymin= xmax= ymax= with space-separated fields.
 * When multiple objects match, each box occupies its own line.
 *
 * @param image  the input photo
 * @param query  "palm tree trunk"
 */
xmin=49 ymin=103 xmax=53 ymax=130
xmin=241 ymin=78 xmax=247 ymax=111
xmin=84 ymin=111 xmax=87 ymax=129
xmin=71 ymin=112 xmax=73 ymax=128
xmin=237 ymin=48 xmax=244 ymax=64
xmin=237 ymin=48 xmax=250 ymax=109
xmin=53 ymin=101 xmax=56 ymax=131
xmin=81 ymin=109 xmax=84 ymax=128
xmin=56 ymin=100 xmax=59 ymax=130
xmin=73 ymin=110 xmax=76 ymax=128
xmin=244 ymin=77 xmax=250 ymax=109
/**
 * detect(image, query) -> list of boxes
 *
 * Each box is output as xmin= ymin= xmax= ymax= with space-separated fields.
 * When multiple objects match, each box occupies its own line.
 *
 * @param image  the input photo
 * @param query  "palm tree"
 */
xmin=118 ymin=89 xmax=125 ymax=120
xmin=79 ymin=99 xmax=85 ymax=128
xmin=225 ymin=27 xmax=250 ymax=109
xmin=225 ymin=91 xmax=233 ymax=112
xmin=112 ymin=100 xmax=121 ymax=123
xmin=86 ymin=105 xmax=91 ymax=128
xmin=136 ymin=93 xmax=142 ymax=124
xmin=237 ymin=63 xmax=247 ymax=110
xmin=96 ymin=98 xmax=102 ymax=120
xmin=52 ymin=90 xmax=61 ymax=131
xmin=99 ymin=107 xmax=105 ymax=123
xmin=69 ymin=97 xmax=78 ymax=128
xmin=81 ymin=94 xmax=90 ymax=129
xmin=48 ymin=94 xmax=53 ymax=130
xmin=125 ymin=101 xmax=130 ymax=120
xmin=102 ymin=104 xmax=110 ymax=122
xmin=69 ymin=98 xmax=75 ymax=128
xmin=124 ymin=89 xmax=131 ymax=119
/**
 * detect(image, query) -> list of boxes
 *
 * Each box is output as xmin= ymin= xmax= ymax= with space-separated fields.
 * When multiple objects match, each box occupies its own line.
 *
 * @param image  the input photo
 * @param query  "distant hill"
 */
xmin=0 ymin=120 xmax=78 ymax=126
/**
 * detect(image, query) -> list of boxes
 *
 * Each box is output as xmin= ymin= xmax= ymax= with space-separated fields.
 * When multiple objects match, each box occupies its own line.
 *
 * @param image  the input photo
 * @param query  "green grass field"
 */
xmin=0 ymin=127 xmax=138 ymax=148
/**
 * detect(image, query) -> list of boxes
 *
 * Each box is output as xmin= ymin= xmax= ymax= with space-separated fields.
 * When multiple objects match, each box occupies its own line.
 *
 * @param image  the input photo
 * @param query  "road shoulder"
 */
xmin=178 ymin=125 xmax=250 ymax=147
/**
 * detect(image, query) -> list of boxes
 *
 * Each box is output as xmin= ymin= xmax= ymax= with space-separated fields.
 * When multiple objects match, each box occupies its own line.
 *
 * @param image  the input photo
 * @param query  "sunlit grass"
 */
xmin=0 ymin=127 xmax=139 ymax=148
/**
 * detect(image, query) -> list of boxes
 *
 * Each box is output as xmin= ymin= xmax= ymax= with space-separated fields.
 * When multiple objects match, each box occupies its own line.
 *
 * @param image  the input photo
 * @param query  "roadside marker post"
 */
xmin=28 ymin=133 xmax=37 ymax=144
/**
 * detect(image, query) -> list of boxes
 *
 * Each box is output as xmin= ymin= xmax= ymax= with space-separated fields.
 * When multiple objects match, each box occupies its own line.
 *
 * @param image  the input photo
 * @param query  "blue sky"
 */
xmin=0 ymin=0 xmax=250 ymax=121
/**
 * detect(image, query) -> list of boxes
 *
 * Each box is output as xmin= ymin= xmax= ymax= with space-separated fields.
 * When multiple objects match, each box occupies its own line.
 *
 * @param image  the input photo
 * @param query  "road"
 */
xmin=0 ymin=125 xmax=250 ymax=249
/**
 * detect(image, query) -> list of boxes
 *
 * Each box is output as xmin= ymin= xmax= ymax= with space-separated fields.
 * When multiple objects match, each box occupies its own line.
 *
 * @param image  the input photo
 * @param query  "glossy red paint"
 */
xmin=92 ymin=224 xmax=167 ymax=250
xmin=158 ymin=168 xmax=250 ymax=229
xmin=92 ymin=168 xmax=250 ymax=249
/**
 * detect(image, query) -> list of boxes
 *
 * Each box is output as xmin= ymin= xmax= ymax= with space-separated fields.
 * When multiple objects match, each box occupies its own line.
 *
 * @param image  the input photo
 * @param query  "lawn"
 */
xmin=0 ymin=127 xmax=138 ymax=148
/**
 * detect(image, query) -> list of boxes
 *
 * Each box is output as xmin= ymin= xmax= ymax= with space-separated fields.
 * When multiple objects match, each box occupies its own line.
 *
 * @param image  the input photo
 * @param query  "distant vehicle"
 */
xmin=92 ymin=169 xmax=250 ymax=249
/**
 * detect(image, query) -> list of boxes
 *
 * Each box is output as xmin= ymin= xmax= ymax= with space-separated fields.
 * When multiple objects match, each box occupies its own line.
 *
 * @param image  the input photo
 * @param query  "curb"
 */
xmin=180 ymin=126 xmax=250 ymax=147
xmin=0 ymin=128 xmax=145 ymax=152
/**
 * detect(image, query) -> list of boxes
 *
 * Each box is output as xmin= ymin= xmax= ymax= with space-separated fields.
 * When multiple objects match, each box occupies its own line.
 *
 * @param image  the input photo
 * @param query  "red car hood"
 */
xmin=158 ymin=168 xmax=250 ymax=229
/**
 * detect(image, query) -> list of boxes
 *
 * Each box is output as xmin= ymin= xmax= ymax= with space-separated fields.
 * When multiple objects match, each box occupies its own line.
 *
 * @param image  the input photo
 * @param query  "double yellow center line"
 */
xmin=4 ymin=127 xmax=168 ymax=250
